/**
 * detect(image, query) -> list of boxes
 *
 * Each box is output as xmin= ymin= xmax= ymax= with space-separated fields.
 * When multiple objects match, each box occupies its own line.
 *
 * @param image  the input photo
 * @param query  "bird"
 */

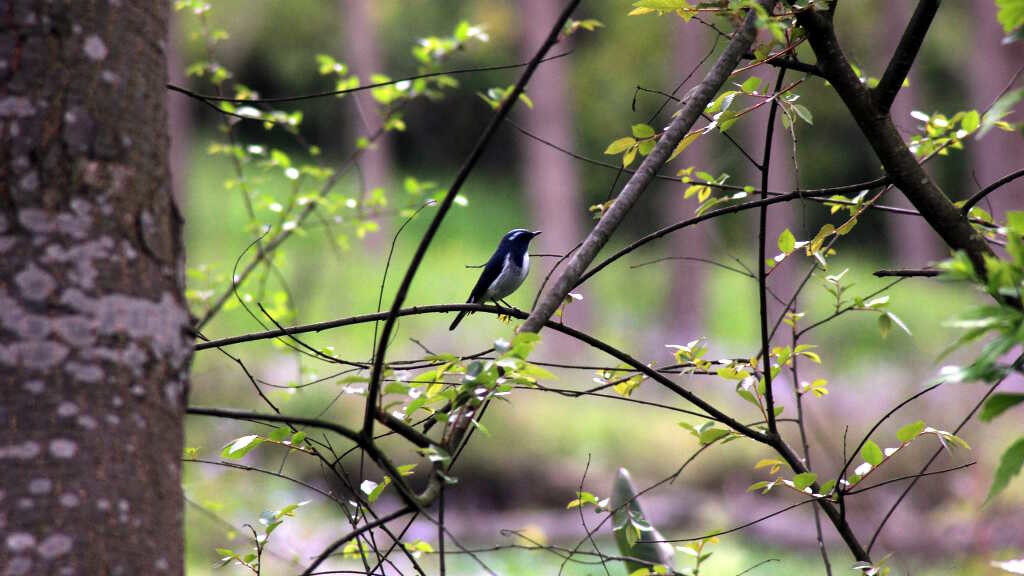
xmin=449 ymin=228 xmax=541 ymax=331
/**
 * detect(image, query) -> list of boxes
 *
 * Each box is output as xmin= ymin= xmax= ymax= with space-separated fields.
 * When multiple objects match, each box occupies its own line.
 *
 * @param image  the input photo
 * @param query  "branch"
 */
xmin=520 ymin=0 xmax=775 ymax=333
xmin=873 ymin=0 xmax=940 ymax=114
xmin=187 ymin=406 xmax=364 ymax=445
xmin=961 ymin=167 xmax=1024 ymax=214
xmin=362 ymin=0 xmax=582 ymax=436
xmin=300 ymin=506 xmax=415 ymax=576
xmin=868 ymin=354 xmax=1024 ymax=552
xmin=166 ymin=52 xmax=572 ymax=105
xmin=793 ymin=4 xmax=994 ymax=277
xmin=573 ymin=180 xmax=889 ymax=288
xmin=740 ymin=50 xmax=823 ymax=77
xmin=872 ymin=268 xmax=938 ymax=278
xmin=757 ymin=69 xmax=787 ymax=436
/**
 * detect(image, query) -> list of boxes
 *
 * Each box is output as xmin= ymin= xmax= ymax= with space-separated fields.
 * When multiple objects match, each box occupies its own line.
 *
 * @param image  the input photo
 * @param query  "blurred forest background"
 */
xmin=174 ymin=1 xmax=1023 ymax=574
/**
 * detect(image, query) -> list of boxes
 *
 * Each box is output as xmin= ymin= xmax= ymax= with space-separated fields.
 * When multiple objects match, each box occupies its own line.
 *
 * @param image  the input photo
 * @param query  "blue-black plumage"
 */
xmin=449 ymin=228 xmax=541 ymax=331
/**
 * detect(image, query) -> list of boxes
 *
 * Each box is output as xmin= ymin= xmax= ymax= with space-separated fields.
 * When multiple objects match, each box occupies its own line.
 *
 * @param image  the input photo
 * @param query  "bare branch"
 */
xmin=758 ymin=68 xmax=787 ymax=436
xmin=873 ymin=268 xmax=939 ymax=278
xmin=167 ymin=52 xmax=572 ymax=106
xmin=961 ymin=167 xmax=1024 ymax=214
xmin=873 ymin=0 xmax=940 ymax=114
xmin=300 ymin=506 xmax=415 ymax=576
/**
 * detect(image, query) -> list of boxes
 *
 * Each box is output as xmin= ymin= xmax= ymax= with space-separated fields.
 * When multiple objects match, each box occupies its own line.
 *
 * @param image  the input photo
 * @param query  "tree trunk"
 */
xmin=340 ymin=0 xmax=393 ymax=244
xmin=660 ymin=20 xmax=712 ymax=338
xmin=1 ymin=2 xmax=190 ymax=574
xmin=518 ymin=0 xmax=587 ymax=329
xmin=881 ymin=0 xmax=944 ymax=266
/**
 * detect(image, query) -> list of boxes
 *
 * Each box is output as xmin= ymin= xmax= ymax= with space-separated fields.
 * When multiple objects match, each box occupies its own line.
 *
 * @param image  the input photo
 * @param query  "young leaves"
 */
xmin=987 ymin=437 xmax=1024 ymax=504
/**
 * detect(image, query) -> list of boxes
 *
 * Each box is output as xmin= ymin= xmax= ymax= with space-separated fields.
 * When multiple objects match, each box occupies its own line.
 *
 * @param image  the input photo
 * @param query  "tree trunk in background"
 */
xmin=881 ymin=0 xmax=944 ymax=266
xmin=659 ymin=22 xmax=713 ymax=338
xmin=1 ymin=3 xmax=191 ymax=574
xmin=518 ymin=0 xmax=587 ymax=327
xmin=969 ymin=1 xmax=1023 ymax=219
xmin=340 ymin=0 xmax=393 ymax=242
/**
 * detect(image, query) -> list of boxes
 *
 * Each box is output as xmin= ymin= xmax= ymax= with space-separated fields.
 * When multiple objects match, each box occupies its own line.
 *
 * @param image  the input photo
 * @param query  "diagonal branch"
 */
xmin=520 ymin=0 xmax=775 ymax=333
xmin=961 ymin=167 xmax=1024 ymax=214
xmin=873 ymin=0 xmax=940 ymax=114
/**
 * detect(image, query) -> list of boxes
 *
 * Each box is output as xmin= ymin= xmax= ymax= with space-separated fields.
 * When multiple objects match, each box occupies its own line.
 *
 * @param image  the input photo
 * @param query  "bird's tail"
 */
xmin=449 ymin=309 xmax=469 ymax=331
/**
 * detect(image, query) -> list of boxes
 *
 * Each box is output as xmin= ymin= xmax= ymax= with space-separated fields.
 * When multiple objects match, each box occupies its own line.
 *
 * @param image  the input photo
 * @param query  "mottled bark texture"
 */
xmin=1 ymin=2 xmax=190 ymax=575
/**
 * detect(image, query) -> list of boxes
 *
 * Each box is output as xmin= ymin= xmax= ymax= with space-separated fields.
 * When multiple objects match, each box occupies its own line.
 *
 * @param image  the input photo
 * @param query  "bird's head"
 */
xmin=501 ymin=228 xmax=541 ymax=248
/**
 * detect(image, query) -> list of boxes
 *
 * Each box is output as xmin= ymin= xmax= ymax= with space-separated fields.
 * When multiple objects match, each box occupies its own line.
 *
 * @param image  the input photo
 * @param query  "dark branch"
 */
xmin=872 ymin=268 xmax=939 ymax=278
xmin=758 ymin=68 xmax=787 ymax=436
xmin=961 ymin=167 xmax=1024 ymax=214
xmin=300 ymin=506 xmax=415 ymax=576
xmin=873 ymin=0 xmax=940 ymax=114
xmin=741 ymin=51 xmax=823 ymax=77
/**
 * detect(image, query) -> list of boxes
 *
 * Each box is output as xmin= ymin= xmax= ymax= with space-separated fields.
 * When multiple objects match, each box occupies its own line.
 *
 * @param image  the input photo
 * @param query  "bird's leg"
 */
xmin=492 ymin=299 xmax=512 ymax=325
xmin=499 ymin=298 xmax=513 ymax=309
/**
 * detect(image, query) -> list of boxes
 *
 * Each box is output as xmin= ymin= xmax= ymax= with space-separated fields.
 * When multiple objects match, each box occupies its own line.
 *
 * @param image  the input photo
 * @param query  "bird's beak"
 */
xmin=531 ymin=230 xmax=542 ymax=237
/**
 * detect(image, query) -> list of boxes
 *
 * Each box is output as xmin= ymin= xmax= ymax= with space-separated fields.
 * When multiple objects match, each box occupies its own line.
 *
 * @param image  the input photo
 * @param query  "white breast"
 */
xmin=485 ymin=252 xmax=529 ymax=301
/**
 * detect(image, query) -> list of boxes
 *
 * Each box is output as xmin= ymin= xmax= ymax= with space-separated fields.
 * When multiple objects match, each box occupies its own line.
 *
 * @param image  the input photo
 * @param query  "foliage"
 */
xmin=939 ymin=211 xmax=1024 ymax=502
xmin=176 ymin=0 xmax=1024 ymax=574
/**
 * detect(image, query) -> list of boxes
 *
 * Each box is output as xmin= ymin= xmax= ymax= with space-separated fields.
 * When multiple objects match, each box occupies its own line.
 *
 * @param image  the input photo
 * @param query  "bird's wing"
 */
xmin=467 ymin=250 xmax=506 ymax=303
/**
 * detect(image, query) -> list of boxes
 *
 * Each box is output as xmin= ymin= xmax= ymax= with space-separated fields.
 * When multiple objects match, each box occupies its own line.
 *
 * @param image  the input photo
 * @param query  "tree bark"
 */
xmin=518 ymin=0 xmax=585 ymax=296
xmin=1 ymin=2 xmax=190 ymax=574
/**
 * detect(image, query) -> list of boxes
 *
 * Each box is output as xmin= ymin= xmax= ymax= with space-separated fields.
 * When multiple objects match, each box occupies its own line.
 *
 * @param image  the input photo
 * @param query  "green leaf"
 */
xmin=961 ymin=109 xmax=981 ymax=133
xmin=268 ymin=426 xmax=291 ymax=442
xmin=792 ymin=472 xmax=818 ymax=491
xmin=605 ymin=137 xmax=636 ymax=155
xmin=861 ymin=439 xmax=884 ymax=466
xmin=819 ymin=479 xmax=837 ymax=495
xmin=668 ymin=132 xmax=701 ymax=162
xmin=740 ymin=76 xmax=761 ymax=93
xmin=896 ymin=420 xmax=926 ymax=443
xmin=980 ymin=87 xmax=1023 ymax=137
xmin=777 ymin=228 xmax=796 ymax=254
xmin=747 ymin=480 xmax=771 ymax=493
xmin=698 ymin=428 xmax=730 ymax=445
xmin=981 ymin=393 xmax=1024 ymax=422
xmin=792 ymin=104 xmax=813 ymax=125
xmin=987 ymin=437 xmax=1024 ymax=503
xmin=623 ymin=146 xmax=638 ymax=168
xmin=885 ymin=312 xmax=912 ymax=336
xmin=509 ymin=332 xmax=541 ymax=358
xmin=221 ymin=435 xmax=264 ymax=459
xmin=632 ymin=123 xmax=656 ymax=138
xmin=878 ymin=313 xmax=892 ymax=338
xmin=996 ymin=0 xmax=1024 ymax=34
